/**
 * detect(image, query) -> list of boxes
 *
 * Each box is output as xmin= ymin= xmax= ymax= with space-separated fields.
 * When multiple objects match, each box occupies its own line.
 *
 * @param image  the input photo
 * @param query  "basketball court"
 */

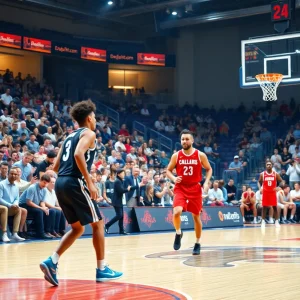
xmin=1 ymin=225 xmax=300 ymax=300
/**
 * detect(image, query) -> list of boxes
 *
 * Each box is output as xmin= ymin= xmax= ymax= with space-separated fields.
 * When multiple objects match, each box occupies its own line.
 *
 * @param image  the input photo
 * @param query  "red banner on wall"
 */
xmin=137 ymin=53 xmax=166 ymax=66
xmin=23 ymin=37 xmax=51 ymax=53
xmin=0 ymin=33 xmax=21 ymax=49
xmin=81 ymin=47 xmax=106 ymax=62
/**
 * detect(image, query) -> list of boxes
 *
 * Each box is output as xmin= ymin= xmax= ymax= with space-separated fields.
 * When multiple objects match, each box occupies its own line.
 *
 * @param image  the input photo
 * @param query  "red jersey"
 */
xmin=176 ymin=149 xmax=202 ymax=185
xmin=262 ymin=171 xmax=277 ymax=193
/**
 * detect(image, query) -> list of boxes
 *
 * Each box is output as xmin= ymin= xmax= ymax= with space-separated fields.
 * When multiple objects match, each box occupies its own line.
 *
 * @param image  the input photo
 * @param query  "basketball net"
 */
xmin=255 ymin=73 xmax=283 ymax=101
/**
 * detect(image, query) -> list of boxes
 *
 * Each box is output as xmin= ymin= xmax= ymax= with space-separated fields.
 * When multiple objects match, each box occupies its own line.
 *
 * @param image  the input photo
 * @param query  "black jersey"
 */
xmin=58 ymin=128 xmax=97 ymax=178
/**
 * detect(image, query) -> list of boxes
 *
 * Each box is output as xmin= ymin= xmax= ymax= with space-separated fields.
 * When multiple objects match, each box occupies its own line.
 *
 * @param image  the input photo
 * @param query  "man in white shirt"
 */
xmin=277 ymin=184 xmax=296 ymax=224
xmin=1 ymin=88 xmax=12 ymax=107
xmin=165 ymin=121 xmax=175 ymax=133
xmin=44 ymin=95 xmax=54 ymax=113
xmin=44 ymin=176 xmax=66 ymax=236
xmin=204 ymin=143 xmax=213 ymax=157
xmin=0 ymin=108 xmax=13 ymax=125
xmin=290 ymin=182 xmax=300 ymax=222
xmin=154 ymin=116 xmax=165 ymax=131
xmin=32 ymin=112 xmax=41 ymax=127
xmin=114 ymin=135 xmax=126 ymax=152
xmin=208 ymin=180 xmax=224 ymax=206
xmin=140 ymin=104 xmax=150 ymax=117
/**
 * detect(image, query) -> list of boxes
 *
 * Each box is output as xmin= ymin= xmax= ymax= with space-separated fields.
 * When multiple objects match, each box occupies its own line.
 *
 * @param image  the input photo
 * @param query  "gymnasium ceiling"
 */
xmin=1 ymin=0 xmax=299 ymax=35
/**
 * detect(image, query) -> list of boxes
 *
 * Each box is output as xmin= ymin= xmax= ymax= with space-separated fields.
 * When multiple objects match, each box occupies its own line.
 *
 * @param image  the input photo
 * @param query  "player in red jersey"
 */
xmin=258 ymin=161 xmax=282 ymax=228
xmin=167 ymin=129 xmax=212 ymax=255
xmin=240 ymin=186 xmax=258 ymax=224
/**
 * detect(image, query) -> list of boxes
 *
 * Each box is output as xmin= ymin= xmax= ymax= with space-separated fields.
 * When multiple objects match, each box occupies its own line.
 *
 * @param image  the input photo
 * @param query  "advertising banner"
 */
xmin=135 ymin=206 xmax=243 ymax=232
xmin=81 ymin=47 xmax=106 ymax=62
xmin=137 ymin=53 xmax=165 ymax=66
xmin=23 ymin=37 xmax=51 ymax=53
xmin=0 ymin=32 xmax=21 ymax=49
xmin=52 ymin=42 xmax=80 ymax=58
xmin=107 ymin=52 xmax=136 ymax=65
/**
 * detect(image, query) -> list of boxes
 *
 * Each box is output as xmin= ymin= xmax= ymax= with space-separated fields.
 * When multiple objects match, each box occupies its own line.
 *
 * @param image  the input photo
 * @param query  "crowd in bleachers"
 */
xmin=1 ymin=67 xmax=300 ymax=242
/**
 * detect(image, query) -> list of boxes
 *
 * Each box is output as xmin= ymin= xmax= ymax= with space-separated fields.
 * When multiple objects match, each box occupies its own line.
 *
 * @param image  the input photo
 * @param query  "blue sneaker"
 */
xmin=96 ymin=266 xmax=123 ymax=282
xmin=40 ymin=257 xmax=59 ymax=286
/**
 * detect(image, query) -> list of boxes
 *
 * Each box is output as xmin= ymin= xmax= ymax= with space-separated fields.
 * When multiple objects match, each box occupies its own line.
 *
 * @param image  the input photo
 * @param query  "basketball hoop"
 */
xmin=255 ymin=73 xmax=283 ymax=101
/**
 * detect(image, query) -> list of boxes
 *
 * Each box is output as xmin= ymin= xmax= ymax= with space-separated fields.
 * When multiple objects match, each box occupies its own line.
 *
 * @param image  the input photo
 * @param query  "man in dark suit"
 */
xmin=104 ymin=169 xmax=136 ymax=235
xmin=124 ymin=166 xmax=143 ymax=207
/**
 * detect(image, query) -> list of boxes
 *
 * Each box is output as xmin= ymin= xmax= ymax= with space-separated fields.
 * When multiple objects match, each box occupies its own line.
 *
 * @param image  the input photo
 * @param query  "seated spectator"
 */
xmin=154 ymin=116 xmax=165 ymax=132
xmin=290 ymin=182 xmax=300 ymax=221
xmin=286 ymin=160 xmax=300 ymax=189
xmin=140 ymin=183 xmax=154 ymax=206
xmin=260 ymin=127 xmax=272 ymax=142
xmin=277 ymin=184 xmax=296 ymax=224
xmin=18 ymin=121 xmax=30 ymax=137
xmin=26 ymin=133 xmax=40 ymax=153
xmin=34 ymin=151 xmax=57 ymax=179
xmin=293 ymin=123 xmax=300 ymax=140
xmin=271 ymin=148 xmax=282 ymax=172
xmin=292 ymin=147 xmax=300 ymax=159
xmin=19 ymin=174 xmax=54 ymax=239
xmin=0 ymin=161 xmax=9 ymax=181
xmin=44 ymin=176 xmax=66 ymax=237
xmin=118 ymin=124 xmax=130 ymax=137
xmin=1 ymin=88 xmax=13 ymax=107
xmin=114 ymin=135 xmax=126 ymax=152
xmin=280 ymin=168 xmax=289 ymax=184
xmin=225 ymin=179 xmax=237 ymax=205
xmin=33 ymin=146 xmax=47 ymax=164
xmin=95 ymin=171 xmax=111 ymax=207
xmin=160 ymin=151 xmax=169 ymax=168
xmin=13 ymin=151 xmax=34 ymax=182
xmin=219 ymin=121 xmax=229 ymax=136
xmin=140 ymin=104 xmax=150 ymax=117
xmin=165 ymin=121 xmax=175 ymax=133
xmin=14 ymin=167 xmax=37 ymax=194
xmin=240 ymin=187 xmax=257 ymax=223
xmin=153 ymin=178 xmax=172 ymax=206
xmin=281 ymin=147 xmax=292 ymax=170
xmin=229 ymin=156 xmax=243 ymax=173
xmin=0 ymin=167 xmax=26 ymax=242
xmin=218 ymin=180 xmax=228 ymax=202
xmin=43 ymin=138 xmax=54 ymax=153
xmin=9 ymin=122 xmax=20 ymax=143
xmin=115 ymin=152 xmax=125 ymax=168
xmin=43 ymin=127 xmax=56 ymax=144
xmin=208 ymin=180 xmax=224 ymax=206
xmin=204 ymin=143 xmax=213 ymax=157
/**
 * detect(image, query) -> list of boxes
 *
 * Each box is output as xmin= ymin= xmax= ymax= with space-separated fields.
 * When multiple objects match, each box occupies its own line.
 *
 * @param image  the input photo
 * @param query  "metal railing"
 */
xmin=133 ymin=121 xmax=147 ymax=141
xmin=148 ymin=129 xmax=173 ymax=155
xmin=95 ymin=102 xmax=120 ymax=130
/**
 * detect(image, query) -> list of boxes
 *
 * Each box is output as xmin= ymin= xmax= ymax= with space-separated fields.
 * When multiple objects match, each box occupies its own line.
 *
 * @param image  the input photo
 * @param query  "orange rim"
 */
xmin=255 ymin=73 xmax=283 ymax=82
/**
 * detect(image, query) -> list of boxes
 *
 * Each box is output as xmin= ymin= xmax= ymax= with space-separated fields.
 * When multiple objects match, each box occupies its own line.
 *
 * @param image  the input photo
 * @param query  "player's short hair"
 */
xmin=70 ymin=100 xmax=96 ymax=125
xmin=180 ymin=129 xmax=194 ymax=138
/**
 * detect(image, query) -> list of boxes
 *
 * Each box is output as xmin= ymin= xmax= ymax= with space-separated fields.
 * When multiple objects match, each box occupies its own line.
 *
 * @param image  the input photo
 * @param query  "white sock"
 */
xmin=283 ymin=216 xmax=287 ymax=220
xmin=291 ymin=215 xmax=294 ymax=220
xmin=98 ymin=260 xmax=106 ymax=271
xmin=176 ymin=229 xmax=182 ymax=235
xmin=51 ymin=252 xmax=60 ymax=264
xmin=196 ymin=238 xmax=201 ymax=244
xmin=254 ymin=217 xmax=257 ymax=221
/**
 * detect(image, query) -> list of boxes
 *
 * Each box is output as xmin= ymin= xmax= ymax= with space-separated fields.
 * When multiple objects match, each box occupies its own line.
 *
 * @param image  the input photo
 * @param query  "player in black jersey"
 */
xmin=40 ymin=100 xmax=123 ymax=286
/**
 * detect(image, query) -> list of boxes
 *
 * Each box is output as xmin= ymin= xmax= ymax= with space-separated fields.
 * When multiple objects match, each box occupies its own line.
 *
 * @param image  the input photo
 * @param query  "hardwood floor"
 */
xmin=1 ymin=225 xmax=300 ymax=299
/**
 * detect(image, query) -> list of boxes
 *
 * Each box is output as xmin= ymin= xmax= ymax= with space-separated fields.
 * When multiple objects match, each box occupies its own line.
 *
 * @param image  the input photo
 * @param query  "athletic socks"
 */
xmin=98 ymin=260 xmax=106 ymax=271
xmin=51 ymin=252 xmax=60 ymax=264
xmin=176 ymin=229 xmax=182 ymax=235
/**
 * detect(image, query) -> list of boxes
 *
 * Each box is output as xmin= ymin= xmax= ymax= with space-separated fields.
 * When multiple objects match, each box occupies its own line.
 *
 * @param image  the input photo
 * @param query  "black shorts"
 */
xmin=55 ymin=176 xmax=102 ymax=226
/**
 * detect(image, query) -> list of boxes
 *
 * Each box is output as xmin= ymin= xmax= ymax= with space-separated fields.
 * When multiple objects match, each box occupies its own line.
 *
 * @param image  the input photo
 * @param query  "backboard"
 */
xmin=240 ymin=32 xmax=300 ymax=88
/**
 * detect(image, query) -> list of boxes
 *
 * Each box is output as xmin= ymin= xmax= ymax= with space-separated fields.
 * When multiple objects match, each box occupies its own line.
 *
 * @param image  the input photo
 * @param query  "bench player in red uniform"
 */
xmin=167 ymin=129 xmax=212 ymax=255
xmin=240 ymin=186 xmax=258 ymax=224
xmin=258 ymin=161 xmax=282 ymax=228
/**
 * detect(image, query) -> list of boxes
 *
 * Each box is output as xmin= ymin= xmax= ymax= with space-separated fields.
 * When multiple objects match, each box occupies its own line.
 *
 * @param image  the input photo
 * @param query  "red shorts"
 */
xmin=173 ymin=183 xmax=202 ymax=215
xmin=262 ymin=191 xmax=277 ymax=207
xmin=246 ymin=202 xmax=254 ymax=210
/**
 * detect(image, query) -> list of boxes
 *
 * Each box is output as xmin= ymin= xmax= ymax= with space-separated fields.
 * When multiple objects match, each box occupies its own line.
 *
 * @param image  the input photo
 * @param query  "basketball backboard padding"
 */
xmin=240 ymin=32 xmax=300 ymax=88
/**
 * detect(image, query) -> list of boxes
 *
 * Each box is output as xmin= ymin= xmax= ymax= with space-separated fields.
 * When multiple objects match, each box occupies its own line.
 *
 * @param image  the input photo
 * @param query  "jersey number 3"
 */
xmin=62 ymin=140 xmax=71 ymax=161
xmin=183 ymin=166 xmax=193 ymax=176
